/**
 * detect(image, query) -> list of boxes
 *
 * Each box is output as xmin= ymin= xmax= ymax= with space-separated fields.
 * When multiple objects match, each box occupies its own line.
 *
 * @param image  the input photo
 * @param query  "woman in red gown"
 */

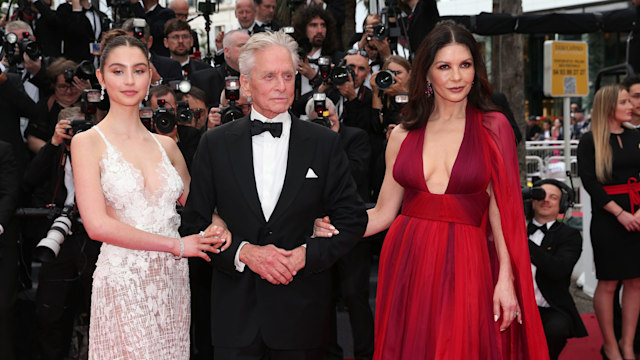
xmin=317 ymin=21 xmax=548 ymax=359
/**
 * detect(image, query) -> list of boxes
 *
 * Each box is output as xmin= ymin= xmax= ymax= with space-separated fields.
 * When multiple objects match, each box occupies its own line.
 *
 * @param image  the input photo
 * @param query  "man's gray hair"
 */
xmin=222 ymin=29 xmax=249 ymax=50
xmin=6 ymin=20 xmax=33 ymax=35
xmin=238 ymin=30 xmax=299 ymax=77
xmin=305 ymin=95 xmax=335 ymax=119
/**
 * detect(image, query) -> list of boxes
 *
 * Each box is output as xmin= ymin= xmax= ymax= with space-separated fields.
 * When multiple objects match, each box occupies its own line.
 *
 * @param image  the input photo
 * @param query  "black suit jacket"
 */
xmin=529 ymin=221 xmax=588 ymax=338
xmin=133 ymin=2 xmax=175 ymax=57
xmin=33 ymin=0 xmax=64 ymax=58
xmin=57 ymin=3 xmax=109 ymax=63
xmin=182 ymin=59 xmax=210 ymax=80
xmin=181 ymin=115 xmax=367 ymax=349
xmin=191 ymin=65 xmax=237 ymax=108
xmin=0 ymin=141 xmax=20 ymax=230
xmin=150 ymin=53 xmax=183 ymax=83
xmin=406 ymin=0 xmax=440 ymax=54
xmin=0 ymin=72 xmax=38 ymax=176
xmin=338 ymin=125 xmax=370 ymax=202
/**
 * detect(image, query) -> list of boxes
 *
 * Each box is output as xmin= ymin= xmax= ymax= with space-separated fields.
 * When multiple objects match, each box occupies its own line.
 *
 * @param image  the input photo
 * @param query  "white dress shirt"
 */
xmin=234 ymin=108 xmax=291 ymax=271
xmin=529 ymin=219 xmax=553 ymax=308
xmin=300 ymin=48 xmax=321 ymax=95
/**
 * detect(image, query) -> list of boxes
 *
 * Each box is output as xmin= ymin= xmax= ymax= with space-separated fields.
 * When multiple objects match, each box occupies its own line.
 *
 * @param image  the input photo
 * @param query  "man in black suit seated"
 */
xmin=121 ymin=18 xmax=183 ymax=84
xmin=181 ymin=30 xmax=367 ymax=359
xmin=527 ymin=179 xmax=588 ymax=360
xmin=163 ymin=19 xmax=210 ymax=80
xmin=305 ymin=96 xmax=373 ymax=360
xmin=131 ymin=0 xmax=175 ymax=56
xmin=192 ymin=29 xmax=249 ymax=108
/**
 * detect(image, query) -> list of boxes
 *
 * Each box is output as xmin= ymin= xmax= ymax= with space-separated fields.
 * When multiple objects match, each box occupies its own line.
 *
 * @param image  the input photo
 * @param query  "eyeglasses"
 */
xmin=167 ymin=34 xmax=191 ymax=41
xmin=55 ymin=83 xmax=74 ymax=92
xmin=346 ymin=48 xmax=368 ymax=58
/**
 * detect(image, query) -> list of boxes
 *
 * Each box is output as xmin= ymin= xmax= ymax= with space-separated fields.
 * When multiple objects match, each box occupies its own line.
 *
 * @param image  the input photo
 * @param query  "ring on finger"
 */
xmin=514 ymin=311 xmax=520 ymax=317
xmin=199 ymin=231 xmax=206 ymax=237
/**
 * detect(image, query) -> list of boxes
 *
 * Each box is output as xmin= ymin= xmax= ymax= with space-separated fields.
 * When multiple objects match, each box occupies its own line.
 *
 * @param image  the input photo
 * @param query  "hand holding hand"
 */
xmin=313 ymin=216 xmax=339 ymax=238
xmin=207 ymin=107 xmax=222 ymax=129
xmin=203 ymin=215 xmax=232 ymax=252
xmin=619 ymin=210 xmax=640 ymax=231
xmin=52 ymin=119 xmax=72 ymax=146
xmin=493 ymin=277 xmax=522 ymax=331
xmin=239 ymin=244 xmax=295 ymax=285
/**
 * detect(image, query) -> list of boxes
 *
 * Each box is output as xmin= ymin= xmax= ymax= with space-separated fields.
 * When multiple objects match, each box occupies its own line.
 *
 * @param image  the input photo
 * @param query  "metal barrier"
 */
xmin=526 ymin=140 xmax=579 ymax=179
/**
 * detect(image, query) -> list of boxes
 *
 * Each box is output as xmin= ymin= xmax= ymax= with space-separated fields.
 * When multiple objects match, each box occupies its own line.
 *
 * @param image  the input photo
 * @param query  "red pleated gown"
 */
xmin=374 ymin=106 xmax=549 ymax=360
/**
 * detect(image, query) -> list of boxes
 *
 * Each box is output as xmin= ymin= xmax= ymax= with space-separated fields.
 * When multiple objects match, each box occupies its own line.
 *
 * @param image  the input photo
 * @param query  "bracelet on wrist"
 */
xmin=174 ymin=237 xmax=184 ymax=259
xmin=616 ymin=209 xmax=624 ymax=217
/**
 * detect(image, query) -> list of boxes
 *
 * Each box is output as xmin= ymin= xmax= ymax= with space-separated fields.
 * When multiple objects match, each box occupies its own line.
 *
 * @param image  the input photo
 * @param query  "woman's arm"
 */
xmin=488 ymin=185 xmax=521 ymax=331
xmin=71 ymin=130 xmax=219 ymax=261
xmin=364 ymin=125 xmax=407 ymax=237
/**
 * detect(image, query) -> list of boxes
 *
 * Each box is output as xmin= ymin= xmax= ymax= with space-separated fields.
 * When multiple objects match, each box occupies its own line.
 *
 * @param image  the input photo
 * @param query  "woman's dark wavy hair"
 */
xmin=292 ymin=5 xmax=337 ymax=55
xmin=403 ymin=20 xmax=498 ymax=130
xmin=99 ymin=35 xmax=149 ymax=72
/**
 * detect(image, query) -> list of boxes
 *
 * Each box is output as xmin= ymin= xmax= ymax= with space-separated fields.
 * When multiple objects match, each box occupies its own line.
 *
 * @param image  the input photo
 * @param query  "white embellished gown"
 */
xmin=89 ymin=127 xmax=190 ymax=359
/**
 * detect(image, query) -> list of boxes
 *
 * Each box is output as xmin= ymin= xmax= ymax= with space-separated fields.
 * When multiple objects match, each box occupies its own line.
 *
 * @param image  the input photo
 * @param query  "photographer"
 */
xmin=179 ymin=86 xmax=208 ymax=130
xmin=191 ymin=29 xmax=249 ymax=108
xmin=131 ymin=0 xmax=176 ymax=57
xmin=304 ymin=95 xmax=373 ymax=360
xmin=56 ymin=0 xmax=109 ymax=64
xmin=292 ymin=5 xmax=342 ymax=97
xmin=122 ymin=18 xmax=183 ymax=84
xmin=163 ymin=19 xmax=210 ymax=80
xmin=25 ymin=58 xmax=90 ymax=154
xmin=29 ymin=0 xmax=64 ymax=58
xmin=206 ymin=85 xmax=251 ymax=130
xmin=369 ymin=56 xmax=410 ymax=199
xmin=148 ymin=85 xmax=201 ymax=171
xmin=22 ymin=107 xmax=101 ymax=360
xmin=527 ymin=180 xmax=587 ymax=359
xmin=253 ymin=0 xmax=280 ymax=32
xmin=330 ymin=49 xmax=374 ymax=133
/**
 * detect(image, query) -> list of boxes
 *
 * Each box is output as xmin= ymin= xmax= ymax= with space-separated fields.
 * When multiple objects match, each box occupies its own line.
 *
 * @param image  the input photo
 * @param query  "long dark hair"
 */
xmin=292 ymin=5 xmax=337 ymax=55
xmin=403 ymin=20 xmax=497 ymax=130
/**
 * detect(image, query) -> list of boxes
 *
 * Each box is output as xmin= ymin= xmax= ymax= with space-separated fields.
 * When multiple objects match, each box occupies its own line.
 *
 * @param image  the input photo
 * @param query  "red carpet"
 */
xmin=559 ymin=313 xmax=602 ymax=359
xmin=344 ymin=314 xmax=602 ymax=359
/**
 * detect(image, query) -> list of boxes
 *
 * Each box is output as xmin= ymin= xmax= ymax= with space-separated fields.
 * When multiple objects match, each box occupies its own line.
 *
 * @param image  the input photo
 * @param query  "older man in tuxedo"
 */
xmin=181 ymin=31 xmax=367 ymax=359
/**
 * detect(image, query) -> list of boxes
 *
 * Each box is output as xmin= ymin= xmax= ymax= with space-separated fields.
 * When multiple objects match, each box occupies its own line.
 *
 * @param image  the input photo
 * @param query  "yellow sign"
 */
xmin=543 ymin=41 xmax=589 ymax=97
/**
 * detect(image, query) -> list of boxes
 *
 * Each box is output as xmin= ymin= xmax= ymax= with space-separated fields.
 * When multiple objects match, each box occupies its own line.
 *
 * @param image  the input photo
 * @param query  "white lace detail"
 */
xmin=89 ymin=127 xmax=190 ymax=360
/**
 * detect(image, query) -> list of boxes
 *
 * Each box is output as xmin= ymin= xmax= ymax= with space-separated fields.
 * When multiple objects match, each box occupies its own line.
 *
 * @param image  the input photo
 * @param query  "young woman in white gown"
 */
xmin=71 ymin=35 xmax=229 ymax=359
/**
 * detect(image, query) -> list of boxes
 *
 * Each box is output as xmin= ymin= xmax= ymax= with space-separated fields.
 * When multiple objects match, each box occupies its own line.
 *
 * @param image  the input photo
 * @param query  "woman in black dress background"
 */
xmin=578 ymin=84 xmax=640 ymax=360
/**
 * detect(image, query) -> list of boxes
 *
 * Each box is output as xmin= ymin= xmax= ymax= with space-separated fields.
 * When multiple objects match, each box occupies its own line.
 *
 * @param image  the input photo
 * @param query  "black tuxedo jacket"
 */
xmin=133 ymin=2 xmax=175 ymax=57
xmin=182 ymin=59 xmax=210 ymax=80
xmin=33 ymin=0 xmax=64 ymax=58
xmin=181 ymin=115 xmax=367 ymax=349
xmin=0 ymin=72 xmax=38 ymax=176
xmin=406 ymin=0 xmax=439 ymax=54
xmin=57 ymin=3 xmax=109 ymax=63
xmin=191 ymin=65 xmax=237 ymax=107
xmin=150 ymin=53 xmax=183 ymax=83
xmin=338 ymin=125 xmax=370 ymax=203
xmin=529 ymin=221 xmax=588 ymax=338
xmin=0 ymin=141 xmax=20 ymax=230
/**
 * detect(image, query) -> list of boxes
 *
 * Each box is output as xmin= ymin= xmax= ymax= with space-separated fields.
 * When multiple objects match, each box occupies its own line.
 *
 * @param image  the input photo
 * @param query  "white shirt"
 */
xmin=300 ymin=48 xmax=321 ymax=95
xmin=234 ymin=108 xmax=291 ymax=271
xmin=529 ymin=219 xmax=553 ymax=308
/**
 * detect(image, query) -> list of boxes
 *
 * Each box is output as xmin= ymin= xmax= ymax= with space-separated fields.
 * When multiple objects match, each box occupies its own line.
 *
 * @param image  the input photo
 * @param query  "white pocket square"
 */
xmin=305 ymin=168 xmax=318 ymax=179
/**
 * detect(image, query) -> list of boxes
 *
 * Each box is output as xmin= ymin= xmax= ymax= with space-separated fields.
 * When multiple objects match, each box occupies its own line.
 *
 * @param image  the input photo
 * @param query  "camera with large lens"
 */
xmin=153 ymin=99 xmax=177 ymax=134
xmin=132 ymin=18 xmax=146 ymax=39
xmin=311 ymin=92 xmax=331 ymax=128
xmin=176 ymin=100 xmax=193 ymax=124
xmin=168 ymin=79 xmax=191 ymax=95
xmin=315 ymin=56 xmax=332 ymax=83
xmin=34 ymin=206 xmax=75 ymax=262
xmin=375 ymin=69 xmax=398 ymax=90
xmin=1 ymin=31 xmax=21 ymax=67
xmin=18 ymin=35 xmax=42 ymax=61
xmin=139 ymin=107 xmax=153 ymax=131
xmin=63 ymin=61 xmax=98 ymax=85
xmin=330 ymin=63 xmax=356 ymax=86
xmin=220 ymin=76 xmax=244 ymax=124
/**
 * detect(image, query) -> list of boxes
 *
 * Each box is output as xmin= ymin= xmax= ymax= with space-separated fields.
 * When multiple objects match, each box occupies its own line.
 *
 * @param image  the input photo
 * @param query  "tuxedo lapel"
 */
xmin=226 ymin=117 xmax=266 ymax=223
xmin=269 ymin=117 xmax=316 ymax=222
xmin=539 ymin=222 xmax=560 ymax=250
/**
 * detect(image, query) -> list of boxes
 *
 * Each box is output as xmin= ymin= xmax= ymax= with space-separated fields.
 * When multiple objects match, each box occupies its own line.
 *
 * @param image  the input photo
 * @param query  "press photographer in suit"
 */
xmin=527 ymin=179 xmax=588 ymax=360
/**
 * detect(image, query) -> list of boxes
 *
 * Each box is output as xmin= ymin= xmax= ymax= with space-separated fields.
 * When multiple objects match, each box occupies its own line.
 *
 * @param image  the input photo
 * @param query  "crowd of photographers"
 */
xmin=0 ymin=0 xmax=438 ymax=358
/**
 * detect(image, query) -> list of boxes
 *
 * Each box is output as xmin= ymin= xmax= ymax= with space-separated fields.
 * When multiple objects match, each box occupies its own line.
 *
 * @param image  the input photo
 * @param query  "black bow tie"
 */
xmin=251 ymin=119 xmax=283 ymax=138
xmin=527 ymin=223 xmax=548 ymax=236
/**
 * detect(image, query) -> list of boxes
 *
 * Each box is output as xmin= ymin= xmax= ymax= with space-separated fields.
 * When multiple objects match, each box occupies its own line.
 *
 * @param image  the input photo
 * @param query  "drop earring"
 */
xmin=100 ymin=86 xmax=105 ymax=101
xmin=425 ymin=81 xmax=433 ymax=97
xmin=145 ymin=88 xmax=149 ymax=102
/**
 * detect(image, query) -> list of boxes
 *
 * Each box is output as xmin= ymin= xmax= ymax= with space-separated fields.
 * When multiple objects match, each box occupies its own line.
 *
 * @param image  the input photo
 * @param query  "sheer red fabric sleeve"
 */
xmin=480 ymin=109 xmax=549 ymax=360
